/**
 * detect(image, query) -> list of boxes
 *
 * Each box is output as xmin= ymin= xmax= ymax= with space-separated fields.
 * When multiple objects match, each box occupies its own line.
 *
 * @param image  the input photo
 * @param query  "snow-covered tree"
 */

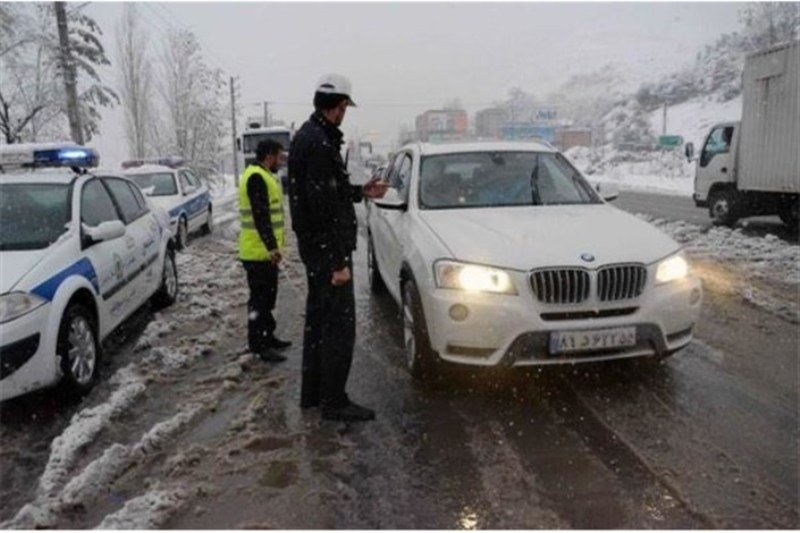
xmin=157 ymin=29 xmax=226 ymax=180
xmin=116 ymin=4 xmax=152 ymax=159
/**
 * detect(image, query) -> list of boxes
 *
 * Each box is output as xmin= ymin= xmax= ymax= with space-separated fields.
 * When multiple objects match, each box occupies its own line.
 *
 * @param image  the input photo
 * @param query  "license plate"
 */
xmin=549 ymin=327 xmax=637 ymax=355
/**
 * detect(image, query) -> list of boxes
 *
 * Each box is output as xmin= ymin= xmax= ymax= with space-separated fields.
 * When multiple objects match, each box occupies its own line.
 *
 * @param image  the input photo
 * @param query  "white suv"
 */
xmin=367 ymin=141 xmax=702 ymax=381
xmin=0 ymin=144 xmax=178 ymax=401
xmin=122 ymin=159 xmax=212 ymax=250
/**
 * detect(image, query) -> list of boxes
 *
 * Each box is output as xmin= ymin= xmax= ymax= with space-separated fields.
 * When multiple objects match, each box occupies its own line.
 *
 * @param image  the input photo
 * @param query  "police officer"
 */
xmin=239 ymin=139 xmax=292 ymax=362
xmin=289 ymin=74 xmax=387 ymax=421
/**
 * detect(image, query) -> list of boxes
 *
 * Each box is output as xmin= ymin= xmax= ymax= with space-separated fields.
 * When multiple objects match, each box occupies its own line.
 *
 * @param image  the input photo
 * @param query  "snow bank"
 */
xmin=95 ymin=487 xmax=189 ymax=529
xmin=648 ymin=95 xmax=742 ymax=149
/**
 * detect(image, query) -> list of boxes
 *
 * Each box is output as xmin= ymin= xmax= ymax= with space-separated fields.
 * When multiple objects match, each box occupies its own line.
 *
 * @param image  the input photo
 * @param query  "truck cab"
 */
xmin=690 ymin=122 xmax=739 ymax=219
xmin=237 ymin=125 xmax=293 ymax=190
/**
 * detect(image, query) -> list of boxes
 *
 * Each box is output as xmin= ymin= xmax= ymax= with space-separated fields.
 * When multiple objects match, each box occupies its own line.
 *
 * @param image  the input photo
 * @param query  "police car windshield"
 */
xmin=129 ymin=173 xmax=177 ymax=196
xmin=0 ymin=183 xmax=72 ymax=251
xmin=418 ymin=151 xmax=600 ymax=210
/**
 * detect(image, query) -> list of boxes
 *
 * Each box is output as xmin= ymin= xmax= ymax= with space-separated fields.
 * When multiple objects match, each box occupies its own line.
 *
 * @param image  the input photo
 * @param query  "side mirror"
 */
xmin=595 ymin=182 xmax=619 ymax=202
xmin=684 ymin=142 xmax=695 ymax=162
xmin=83 ymin=220 xmax=126 ymax=245
xmin=373 ymin=187 xmax=407 ymax=211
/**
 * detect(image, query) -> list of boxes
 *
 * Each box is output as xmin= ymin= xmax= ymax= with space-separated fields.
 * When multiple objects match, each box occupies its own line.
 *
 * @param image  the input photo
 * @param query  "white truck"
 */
xmin=688 ymin=41 xmax=799 ymax=228
xmin=237 ymin=124 xmax=293 ymax=189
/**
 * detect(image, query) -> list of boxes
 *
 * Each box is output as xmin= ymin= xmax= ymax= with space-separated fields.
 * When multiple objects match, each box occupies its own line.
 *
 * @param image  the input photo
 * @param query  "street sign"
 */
xmin=658 ymin=135 xmax=684 ymax=148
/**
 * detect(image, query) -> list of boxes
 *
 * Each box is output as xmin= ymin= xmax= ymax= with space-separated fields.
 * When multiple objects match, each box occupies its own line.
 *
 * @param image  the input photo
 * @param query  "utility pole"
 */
xmin=54 ymin=1 xmax=83 ymax=144
xmin=263 ymin=101 xmax=269 ymax=127
xmin=230 ymin=76 xmax=239 ymax=187
xmin=662 ymin=102 xmax=668 ymax=136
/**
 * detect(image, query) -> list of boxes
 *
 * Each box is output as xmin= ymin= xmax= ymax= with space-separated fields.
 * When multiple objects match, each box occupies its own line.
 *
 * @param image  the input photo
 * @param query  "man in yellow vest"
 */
xmin=239 ymin=139 xmax=291 ymax=362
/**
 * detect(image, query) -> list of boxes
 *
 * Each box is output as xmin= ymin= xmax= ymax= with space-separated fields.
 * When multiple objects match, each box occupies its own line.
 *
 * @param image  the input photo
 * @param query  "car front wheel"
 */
xmin=367 ymin=234 xmax=386 ymax=294
xmin=176 ymin=216 xmax=188 ymax=250
xmin=153 ymin=249 xmax=178 ymax=308
xmin=58 ymin=304 xmax=100 ymax=396
xmin=200 ymin=205 xmax=213 ymax=235
xmin=402 ymin=279 xmax=438 ymax=381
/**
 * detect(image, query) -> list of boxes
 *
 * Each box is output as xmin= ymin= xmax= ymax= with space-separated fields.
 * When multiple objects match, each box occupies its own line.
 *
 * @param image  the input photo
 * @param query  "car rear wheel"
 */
xmin=402 ymin=279 xmax=438 ymax=381
xmin=153 ymin=249 xmax=178 ymax=309
xmin=200 ymin=205 xmax=213 ymax=235
xmin=176 ymin=216 xmax=188 ymax=250
xmin=58 ymin=304 xmax=99 ymax=396
xmin=367 ymin=234 xmax=386 ymax=294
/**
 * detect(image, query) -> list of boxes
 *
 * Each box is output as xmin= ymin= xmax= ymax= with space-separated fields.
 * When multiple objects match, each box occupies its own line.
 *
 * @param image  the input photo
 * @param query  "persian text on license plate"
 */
xmin=549 ymin=327 xmax=637 ymax=355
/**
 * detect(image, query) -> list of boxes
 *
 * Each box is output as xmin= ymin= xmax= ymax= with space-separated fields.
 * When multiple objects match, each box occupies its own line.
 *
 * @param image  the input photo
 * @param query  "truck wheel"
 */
xmin=709 ymin=189 xmax=739 ymax=227
xmin=402 ymin=279 xmax=439 ymax=382
xmin=779 ymin=201 xmax=799 ymax=231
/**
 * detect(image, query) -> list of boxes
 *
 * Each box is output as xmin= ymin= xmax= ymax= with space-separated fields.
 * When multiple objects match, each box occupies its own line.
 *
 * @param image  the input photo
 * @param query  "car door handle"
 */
xmin=721 ymin=167 xmax=727 ymax=173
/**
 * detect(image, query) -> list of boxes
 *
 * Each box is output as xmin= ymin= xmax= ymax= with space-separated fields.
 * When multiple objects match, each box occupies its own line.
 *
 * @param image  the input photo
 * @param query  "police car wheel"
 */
xmin=58 ymin=304 xmax=99 ymax=395
xmin=153 ymin=250 xmax=178 ymax=308
xmin=200 ymin=206 xmax=213 ymax=235
xmin=176 ymin=217 xmax=188 ymax=250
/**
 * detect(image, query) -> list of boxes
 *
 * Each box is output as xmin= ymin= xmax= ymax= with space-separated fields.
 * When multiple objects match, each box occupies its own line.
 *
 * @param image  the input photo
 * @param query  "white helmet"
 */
xmin=315 ymin=73 xmax=356 ymax=106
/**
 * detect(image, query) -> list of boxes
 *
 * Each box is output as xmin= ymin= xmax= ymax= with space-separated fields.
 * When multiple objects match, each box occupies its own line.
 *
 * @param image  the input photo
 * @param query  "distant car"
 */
xmin=0 ymin=143 xmax=178 ymax=402
xmin=122 ymin=159 xmax=212 ymax=249
xmin=367 ymin=141 xmax=702 ymax=381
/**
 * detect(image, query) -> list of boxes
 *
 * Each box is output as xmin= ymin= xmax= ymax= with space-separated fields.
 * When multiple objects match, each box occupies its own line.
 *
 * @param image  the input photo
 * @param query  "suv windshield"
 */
xmin=129 ymin=173 xmax=177 ymax=196
xmin=0 ymin=183 xmax=72 ymax=250
xmin=419 ymin=151 xmax=600 ymax=209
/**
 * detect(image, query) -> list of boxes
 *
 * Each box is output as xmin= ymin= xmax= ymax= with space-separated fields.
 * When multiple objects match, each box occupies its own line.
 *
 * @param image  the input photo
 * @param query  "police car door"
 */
xmin=79 ymin=178 xmax=137 ymax=332
xmin=179 ymin=170 xmax=207 ymax=233
xmin=101 ymin=178 xmax=153 ymax=316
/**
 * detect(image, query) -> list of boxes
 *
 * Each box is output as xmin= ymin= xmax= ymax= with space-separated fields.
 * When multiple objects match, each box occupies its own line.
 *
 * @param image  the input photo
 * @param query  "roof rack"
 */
xmin=0 ymin=142 xmax=99 ymax=171
xmin=122 ymin=155 xmax=186 ymax=170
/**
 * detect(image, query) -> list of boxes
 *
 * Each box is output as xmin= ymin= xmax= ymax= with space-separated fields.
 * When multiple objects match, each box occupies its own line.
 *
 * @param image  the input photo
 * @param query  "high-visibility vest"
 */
xmin=238 ymin=164 xmax=285 ymax=261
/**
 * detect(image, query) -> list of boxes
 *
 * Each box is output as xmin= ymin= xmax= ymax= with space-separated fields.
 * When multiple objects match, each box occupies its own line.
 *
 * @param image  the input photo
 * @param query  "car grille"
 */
xmin=530 ymin=265 xmax=647 ymax=304
xmin=597 ymin=265 xmax=647 ymax=302
xmin=530 ymin=269 xmax=591 ymax=304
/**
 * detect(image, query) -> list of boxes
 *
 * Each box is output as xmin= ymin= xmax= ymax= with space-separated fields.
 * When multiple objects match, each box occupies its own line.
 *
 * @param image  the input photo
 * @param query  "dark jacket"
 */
xmin=288 ymin=112 xmax=362 ymax=270
xmin=246 ymin=163 xmax=278 ymax=254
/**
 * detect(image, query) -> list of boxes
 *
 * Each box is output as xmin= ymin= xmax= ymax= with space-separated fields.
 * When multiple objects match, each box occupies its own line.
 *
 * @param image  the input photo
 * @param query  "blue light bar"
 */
xmin=33 ymin=146 xmax=99 ymax=168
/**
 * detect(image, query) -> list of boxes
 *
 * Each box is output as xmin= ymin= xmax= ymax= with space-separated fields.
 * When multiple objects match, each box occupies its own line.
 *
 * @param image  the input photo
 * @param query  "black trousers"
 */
xmin=242 ymin=261 xmax=279 ymax=353
xmin=301 ymin=256 xmax=355 ymax=408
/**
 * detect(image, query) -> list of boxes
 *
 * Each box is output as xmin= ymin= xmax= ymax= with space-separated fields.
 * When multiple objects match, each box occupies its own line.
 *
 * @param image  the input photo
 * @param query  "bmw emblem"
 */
xmin=580 ymin=253 xmax=595 ymax=263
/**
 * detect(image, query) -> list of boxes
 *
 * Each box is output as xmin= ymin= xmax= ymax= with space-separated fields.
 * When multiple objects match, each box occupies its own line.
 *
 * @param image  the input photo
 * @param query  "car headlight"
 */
xmin=655 ymin=253 xmax=689 ymax=284
xmin=434 ymin=260 xmax=518 ymax=295
xmin=0 ymin=292 xmax=47 ymax=324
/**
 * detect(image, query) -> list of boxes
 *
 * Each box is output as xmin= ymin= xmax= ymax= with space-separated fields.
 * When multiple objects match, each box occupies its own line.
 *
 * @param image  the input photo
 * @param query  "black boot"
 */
xmin=258 ymin=349 xmax=287 ymax=363
xmin=267 ymin=335 xmax=292 ymax=350
xmin=322 ymin=401 xmax=375 ymax=422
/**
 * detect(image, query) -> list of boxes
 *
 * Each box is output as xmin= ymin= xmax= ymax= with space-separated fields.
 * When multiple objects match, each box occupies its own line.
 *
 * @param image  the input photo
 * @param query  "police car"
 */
xmin=121 ymin=157 xmax=212 ymax=250
xmin=0 ymin=143 xmax=178 ymax=402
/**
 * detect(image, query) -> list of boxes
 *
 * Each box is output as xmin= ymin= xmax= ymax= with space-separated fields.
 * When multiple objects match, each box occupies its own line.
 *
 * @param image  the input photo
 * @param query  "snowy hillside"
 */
xmin=648 ymin=95 xmax=742 ymax=149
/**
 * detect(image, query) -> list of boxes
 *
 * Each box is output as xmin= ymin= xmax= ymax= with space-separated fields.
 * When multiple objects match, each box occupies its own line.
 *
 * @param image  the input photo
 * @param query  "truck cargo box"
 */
xmin=739 ymin=41 xmax=799 ymax=193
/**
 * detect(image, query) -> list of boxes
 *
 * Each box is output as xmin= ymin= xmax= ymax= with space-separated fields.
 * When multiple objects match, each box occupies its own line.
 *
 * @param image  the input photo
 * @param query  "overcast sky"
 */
xmin=86 ymin=1 xmax=744 ymax=165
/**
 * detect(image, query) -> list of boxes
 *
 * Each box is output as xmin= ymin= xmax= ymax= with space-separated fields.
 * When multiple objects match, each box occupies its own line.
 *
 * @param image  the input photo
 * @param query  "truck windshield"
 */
xmin=243 ymin=132 xmax=291 ymax=153
xmin=0 ymin=183 xmax=72 ymax=250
